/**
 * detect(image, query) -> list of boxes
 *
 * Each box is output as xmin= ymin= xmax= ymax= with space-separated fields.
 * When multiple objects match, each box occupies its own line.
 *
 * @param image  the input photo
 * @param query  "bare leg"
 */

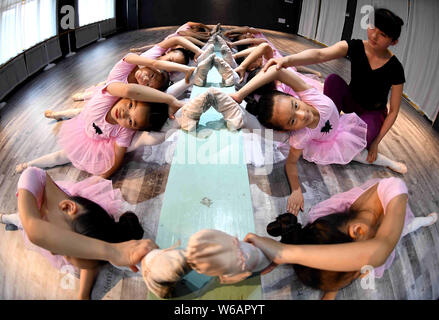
xmin=45 ymin=108 xmax=82 ymax=120
xmin=352 ymin=149 xmax=407 ymax=174
xmin=16 ymin=150 xmax=70 ymax=173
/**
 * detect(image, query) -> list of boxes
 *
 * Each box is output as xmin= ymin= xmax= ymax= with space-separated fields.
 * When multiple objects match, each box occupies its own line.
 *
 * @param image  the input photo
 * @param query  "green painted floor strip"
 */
xmin=152 ymin=52 xmax=261 ymax=300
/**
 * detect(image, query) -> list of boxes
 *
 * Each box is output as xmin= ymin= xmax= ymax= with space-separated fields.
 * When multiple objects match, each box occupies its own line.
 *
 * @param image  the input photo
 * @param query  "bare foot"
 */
xmin=16 ymin=163 xmax=28 ymax=174
xmin=388 ymin=162 xmax=407 ymax=174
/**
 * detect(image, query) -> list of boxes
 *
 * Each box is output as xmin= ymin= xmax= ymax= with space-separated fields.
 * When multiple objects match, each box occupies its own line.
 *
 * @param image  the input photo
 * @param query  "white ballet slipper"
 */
xmin=192 ymin=53 xmax=215 ymax=87
xmin=15 ymin=162 xmax=28 ymax=174
xmin=219 ymin=44 xmax=238 ymax=69
xmin=141 ymin=248 xmax=191 ymax=299
xmin=197 ymin=44 xmax=215 ymax=63
xmin=388 ymin=162 xmax=407 ymax=175
xmin=180 ymin=91 xmax=216 ymax=131
xmin=72 ymin=92 xmax=85 ymax=101
xmin=213 ymin=56 xmax=236 ymax=87
xmin=207 ymin=88 xmax=244 ymax=131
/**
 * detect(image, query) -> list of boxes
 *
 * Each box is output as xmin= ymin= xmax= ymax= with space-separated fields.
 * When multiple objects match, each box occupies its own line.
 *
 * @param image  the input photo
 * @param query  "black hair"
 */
xmin=374 ymin=8 xmax=404 ymax=41
xmin=245 ymin=90 xmax=289 ymax=131
xmin=141 ymin=102 xmax=169 ymax=132
xmin=267 ymin=212 xmax=360 ymax=291
xmin=158 ymin=70 xmax=170 ymax=91
xmin=169 ymin=48 xmax=194 ymax=65
xmin=70 ymin=196 xmax=144 ymax=243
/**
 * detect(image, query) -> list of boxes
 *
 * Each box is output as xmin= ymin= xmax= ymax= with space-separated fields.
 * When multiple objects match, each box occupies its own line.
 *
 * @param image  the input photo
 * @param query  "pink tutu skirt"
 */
xmin=303 ymin=113 xmax=368 ymax=165
xmin=22 ymin=176 xmax=124 ymax=272
xmin=58 ymin=113 xmax=115 ymax=175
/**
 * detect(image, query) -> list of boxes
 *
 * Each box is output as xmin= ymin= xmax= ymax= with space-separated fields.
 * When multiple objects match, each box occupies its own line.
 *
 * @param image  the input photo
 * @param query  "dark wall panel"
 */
xmin=138 ymin=0 xmax=301 ymax=33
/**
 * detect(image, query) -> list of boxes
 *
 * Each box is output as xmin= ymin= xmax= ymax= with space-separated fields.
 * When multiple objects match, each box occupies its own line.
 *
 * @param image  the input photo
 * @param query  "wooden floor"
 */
xmin=0 ymin=26 xmax=438 ymax=300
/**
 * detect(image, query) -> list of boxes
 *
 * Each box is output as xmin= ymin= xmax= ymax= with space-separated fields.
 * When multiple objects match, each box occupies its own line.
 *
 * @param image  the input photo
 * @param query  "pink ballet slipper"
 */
xmin=198 ymin=44 xmax=215 ymax=62
xmin=208 ymin=88 xmax=244 ymax=131
xmin=192 ymin=53 xmax=215 ymax=87
xmin=213 ymin=56 xmax=236 ymax=87
xmin=180 ymin=91 xmax=216 ymax=131
xmin=141 ymin=247 xmax=190 ymax=299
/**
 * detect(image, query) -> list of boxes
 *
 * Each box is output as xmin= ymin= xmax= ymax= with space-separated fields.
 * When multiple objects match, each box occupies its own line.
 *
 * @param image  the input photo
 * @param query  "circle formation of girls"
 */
xmin=2 ymin=11 xmax=438 ymax=300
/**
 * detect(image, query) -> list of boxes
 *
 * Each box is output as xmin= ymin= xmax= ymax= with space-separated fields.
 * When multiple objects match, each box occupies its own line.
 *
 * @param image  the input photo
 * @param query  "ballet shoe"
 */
xmin=213 ymin=56 xmax=236 ymax=87
xmin=15 ymin=163 xmax=28 ymax=174
xmin=219 ymin=44 xmax=238 ymax=69
xmin=198 ymin=44 xmax=215 ymax=62
xmin=207 ymin=88 xmax=244 ymax=131
xmin=192 ymin=54 xmax=215 ymax=87
xmin=427 ymin=213 xmax=438 ymax=226
xmin=388 ymin=162 xmax=407 ymax=175
xmin=44 ymin=110 xmax=63 ymax=121
xmin=180 ymin=91 xmax=216 ymax=131
xmin=72 ymin=92 xmax=85 ymax=101
xmin=141 ymin=248 xmax=191 ymax=299
xmin=185 ymin=229 xmax=252 ymax=284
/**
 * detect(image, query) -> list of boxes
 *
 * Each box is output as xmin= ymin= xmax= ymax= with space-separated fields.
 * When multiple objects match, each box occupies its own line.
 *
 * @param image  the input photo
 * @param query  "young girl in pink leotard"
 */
xmin=245 ymin=177 xmax=437 ymax=299
xmin=60 ymin=36 xmax=203 ymax=104
xmin=0 ymin=167 xmax=157 ymax=299
xmin=16 ymin=79 xmax=184 ymax=178
xmin=231 ymin=65 xmax=408 ymax=215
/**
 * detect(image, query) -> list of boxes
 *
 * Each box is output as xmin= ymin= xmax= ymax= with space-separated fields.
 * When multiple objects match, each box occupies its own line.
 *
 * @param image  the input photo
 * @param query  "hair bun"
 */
xmin=115 ymin=211 xmax=144 ymax=242
xmin=267 ymin=213 xmax=302 ymax=244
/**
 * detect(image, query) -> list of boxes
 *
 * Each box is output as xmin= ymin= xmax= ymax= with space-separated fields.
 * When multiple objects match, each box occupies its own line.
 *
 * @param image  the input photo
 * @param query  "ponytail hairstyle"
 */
xmin=267 ymin=212 xmax=361 ymax=291
xmin=169 ymin=48 xmax=194 ymax=65
xmin=374 ymin=8 xmax=404 ymax=41
xmin=70 ymin=196 xmax=144 ymax=243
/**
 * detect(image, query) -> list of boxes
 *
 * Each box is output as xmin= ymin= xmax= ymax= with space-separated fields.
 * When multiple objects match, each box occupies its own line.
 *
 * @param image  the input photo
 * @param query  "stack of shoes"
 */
xmin=141 ymin=248 xmax=191 ymax=299
xmin=180 ymin=90 xmax=216 ymax=132
xmin=213 ymin=56 xmax=236 ymax=87
xmin=207 ymin=88 xmax=244 ymax=131
xmin=192 ymin=53 xmax=215 ymax=87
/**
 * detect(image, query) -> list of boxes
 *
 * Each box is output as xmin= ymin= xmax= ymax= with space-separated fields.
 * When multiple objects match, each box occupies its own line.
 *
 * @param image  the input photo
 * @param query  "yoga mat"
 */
xmin=151 ymin=52 xmax=261 ymax=300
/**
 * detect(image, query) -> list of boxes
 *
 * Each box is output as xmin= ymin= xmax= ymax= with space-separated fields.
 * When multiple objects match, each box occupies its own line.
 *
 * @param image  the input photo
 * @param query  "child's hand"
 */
xmin=262 ymin=57 xmax=289 ymax=73
xmin=287 ymin=189 xmax=304 ymax=216
xmin=244 ymin=233 xmax=284 ymax=265
xmin=168 ymin=98 xmax=184 ymax=119
xmin=111 ymin=239 xmax=158 ymax=272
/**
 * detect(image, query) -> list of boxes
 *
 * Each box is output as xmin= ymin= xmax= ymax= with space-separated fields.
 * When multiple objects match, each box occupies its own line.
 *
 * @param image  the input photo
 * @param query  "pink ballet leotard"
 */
xmin=288 ymin=87 xmax=367 ymax=165
xmin=308 ymin=177 xmax=415 ymax=278
xmin=58 ymin=85 xmax=135 ymax=175
xmin=16 ymin=167 xmax=124 ymax=271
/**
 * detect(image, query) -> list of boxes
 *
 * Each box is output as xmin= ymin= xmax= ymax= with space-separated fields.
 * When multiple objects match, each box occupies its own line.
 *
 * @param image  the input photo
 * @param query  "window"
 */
xmin=0 ymin=0 xmax=56 ymax=65
xmin=78 ymin=0 xmax=115 ymax=27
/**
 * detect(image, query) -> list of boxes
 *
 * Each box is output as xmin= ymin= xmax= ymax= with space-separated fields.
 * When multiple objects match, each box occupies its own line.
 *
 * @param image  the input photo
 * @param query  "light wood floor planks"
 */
xmin=0 ymin=26 xmax=438 ymax=300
